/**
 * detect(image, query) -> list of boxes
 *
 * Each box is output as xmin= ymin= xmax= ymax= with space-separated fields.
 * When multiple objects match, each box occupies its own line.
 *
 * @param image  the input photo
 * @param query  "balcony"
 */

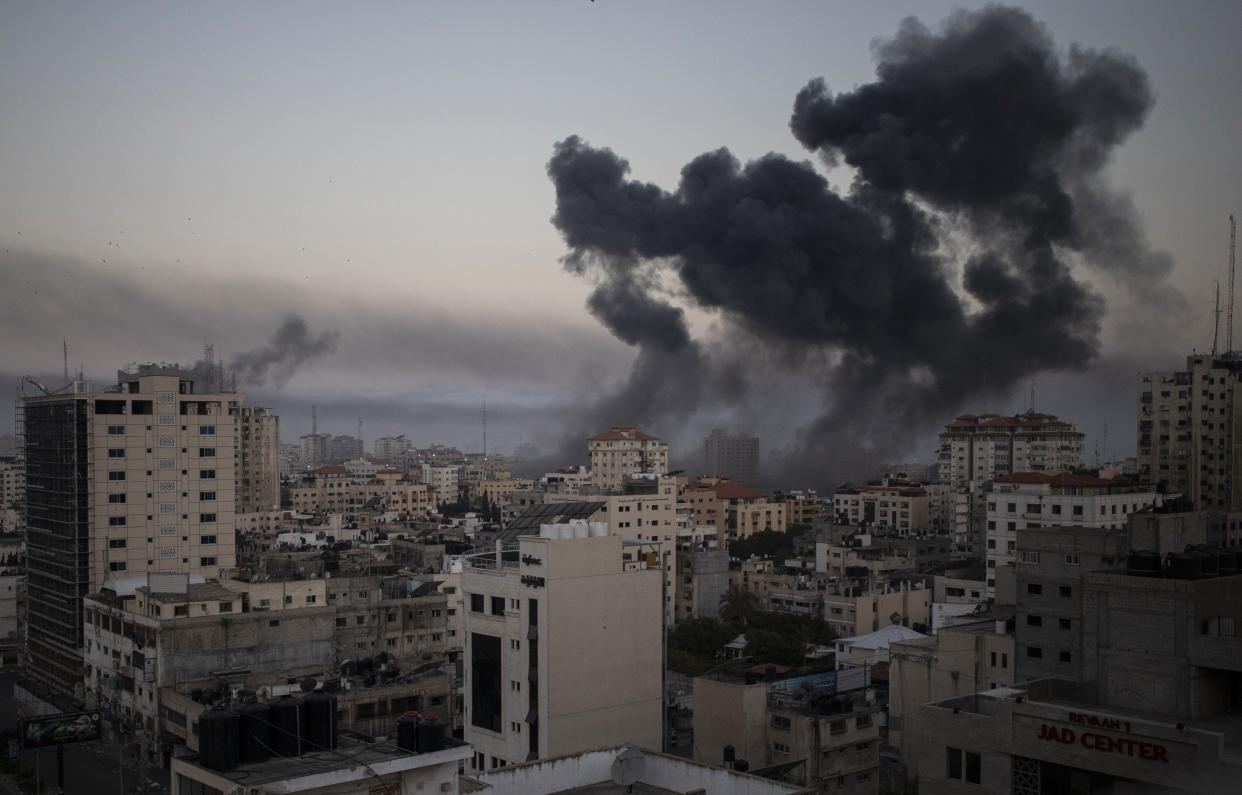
xmin=463 ymin=543 xmax=520 ymax=572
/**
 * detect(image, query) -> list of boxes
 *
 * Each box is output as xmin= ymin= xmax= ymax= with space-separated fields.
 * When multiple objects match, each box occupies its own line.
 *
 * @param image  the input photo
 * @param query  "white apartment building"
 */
xmin=423 ymin=464 xmax=462 ymax=505
xmin=343 ymin=457 xmax=380 ymax=482
xmin=1139 ymin=354 xmax=1242 ymax=509
xmin=984 ymin=472 xmax=1158 ymax=593
xmin=462 ymin=527 xmax=663 ymax=770
xmin=832 ymin=481 xmax=950 ymax=533
xmin=289 ymin=470 xmax=433 ymax=516
xmin=589 ymin=425 xmax=668 ymax=492
xmin=232 ymin=404 xmax=280 ymax=513
xmin=0 ymin=457 xmax=22 ymax=512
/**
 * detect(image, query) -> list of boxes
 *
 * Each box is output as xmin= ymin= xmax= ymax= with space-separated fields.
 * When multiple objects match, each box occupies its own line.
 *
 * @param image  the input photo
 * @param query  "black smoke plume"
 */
xmin=546 ymin=6 xmax=1175 ymax=485
xmin=229 ymin=314 xmax=339 ymax=387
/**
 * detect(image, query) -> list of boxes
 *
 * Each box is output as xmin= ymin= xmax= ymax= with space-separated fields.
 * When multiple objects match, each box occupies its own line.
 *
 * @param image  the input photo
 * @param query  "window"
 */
xmin=218 ymin=602 xmax=233 ymax=613
xmin=1026 ymin=583 xmax=1042 ymax=595
xmin=771 ymin=715 xmax=791 ymax=730
xmin=1018 ymin=551 xmax=1039 ymax=564
xmin=108 ymin=494 xmax=127 ymax=504
xmin=108 ymin=517 xmax=127 ymax=527
xmin=855 ymin=714 xmax=872 ymax=729
xmin=965 ymin=751 xmax=981 ymax=784
xmin=1051 ymin=504 xmax=1062 ymax=515
xmin=947 ymin=747 xmax=962 ymax=780
xmin=1007 ymin=503 xmax=1016 ymax=513
xmin=829 ymin=720 xmax=846 ymax=735
xmin=1059 ymin=585 xmax=1072 ymax=598
xmin=1059 ymin=618 xmax=1071 ymax=630
xmin=470 ymin=594 xmax=485 ymax=613
xmin=199 ymin=513 xmax=216 ymax=523
xmin=109 ymin=561 xmax=127 ymax=572
xmin=336 ymin=617 xmax=346 ymax=627
xmin=306 ymin=595 xmax=316 ymax=604
xmin=199 ymin=491 xmax=216 ymax=501
xmin=108 ymin=448 xmax=125 ymax=458
xmin=490 ymin=596 xmax=505 ymax=616
xmin=1072 ymin=505 xmax=1083 ymax=516
xmin=108 ymin=539 xmax=127 ymax=549
xmin=510 ymin=639 xmax=520 ymax=650
xmin=108 ymin=425 xmax=125 ymax=435
xmin=772 ymin=742 xmax=791 ymax=754
xmin=199 ymin=469 xmax=216 ymax=479
xmin=199 ymin=448 xmax=216 ymax=457
xmin=199 ymin=426 xmax=216 ymax=435
xmin=108 ymin=471 xmax=126 ymax=481
xmin=1027 ymin=646 xmax=1043 ymax=659
xmin=1064 ymin=554 xmax=1080 ymax=565
xmin=1059 ymin=651 xmax=1072 ymax=663
xmin=200 ymin=535 xmax=216 ymax=544
xmin=268 ymin=620 xmax=280 ymax=628
xmin=510 ymin=721 xmax=522 ymax=733
xmin=200 ymin=557 xmax=217 ymax=566
xmin=511 ymin=680 xmax=521 ymax=692
xmin=174 ymin=605 xmax=188 ymax=617
xmin=1026 ymin=615 xmax=1042 ymax=627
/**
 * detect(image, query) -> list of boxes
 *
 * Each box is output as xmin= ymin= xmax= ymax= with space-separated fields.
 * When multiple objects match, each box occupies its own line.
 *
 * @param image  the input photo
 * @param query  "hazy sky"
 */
xmin=3 ymin=1 xmax=1240 ymax=474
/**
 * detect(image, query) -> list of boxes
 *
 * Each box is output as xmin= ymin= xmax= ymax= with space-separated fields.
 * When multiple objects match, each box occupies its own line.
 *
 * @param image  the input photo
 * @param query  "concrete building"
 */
xmin=589 ymin=425 xmax=668 ymax=492
xmin=703 ymin=428 xmax=760 ymax=487
xmin=22 ymin=366 xmax=240 ymax=693
xmin=465 ymin=745 xmax=814 ymax=795
xmin=694 ymin=666 xmax=880 ymax=794
xmin=0 ymin=457 xmax=22 ymax=513
xmin=833 ymin=624 xmax=928 ymax=670
xmin=985 ymin=472 xmax=1157 ymax=594
xmin=938 ymin=411 xmax=1084 ymax=489
xmin=683 ymin=477 xmax=787 ymax=541
xmin=674 ymin=541 xmax=729 ymax=621
xmin=888 ymin=614 xmax=1015 ymax=782
xmin=232 ymin=404 xmax=280 ymax=513
xmin=423 ymin=463 xmax=462 ymax=505
xmin=1139 ymin=353 xmax=1242 ymax=509
xmin=939 ymin=412 xmax=1083 ymax=554
xmin=289 ymin=468 xmax=433 ymax=517
xmin=1012 ymin=525 xmax=1129 ymax=680
xmin=462 ymin=528 xmax=663 ymax=769
xmin=822 ymin=581 xmax=931 ymax=638
xmin=373 ymin=433 xmax=413 ymax=460
xmin=172 ymin=731 xmax=470 ymax=795
xmin=831 ymin=481 xmax=950 ymax=534
xmin=781 ymin=489 xmax=829 ymax=527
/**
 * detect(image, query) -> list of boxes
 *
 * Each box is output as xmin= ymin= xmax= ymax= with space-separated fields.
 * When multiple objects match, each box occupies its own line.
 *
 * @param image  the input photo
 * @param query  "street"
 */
xmin=0 ymin=674 xmax=168 ymax=795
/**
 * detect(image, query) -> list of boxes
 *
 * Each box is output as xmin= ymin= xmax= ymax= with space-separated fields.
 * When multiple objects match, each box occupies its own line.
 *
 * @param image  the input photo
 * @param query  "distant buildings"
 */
xmin=232 ymin=404 xmax=280 ymax=513
xmin=462 ymin=528 xmax=663 ymax=769
xmin=832 ymin=479 xmax=950 ymax=534
xmin=422 ymin=463 xmax=462 ymax=505
xmin=22 ymin=365 xmax=239 ymax=693
xmin=373 ymin=433 xmax=413 ymax=460
xmin=1139 ymin=353 xmax=1242 ymax=509
xmin=938 ymin=411 xmax=1083 ymax=551
xmin=703 ymin=428 xmax=760 ymax=486
xmin=298 ymin=432 xmax=363 ymax=467
xmin=589 ymin=425 xmax=668 ymax=491
xmin=683 ymin=477 xmax=786 ymax=541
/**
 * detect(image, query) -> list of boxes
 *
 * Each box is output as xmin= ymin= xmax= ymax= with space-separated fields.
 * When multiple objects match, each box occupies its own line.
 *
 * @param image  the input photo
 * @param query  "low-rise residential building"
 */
xmin=822 ymin=581 xmax=931 ymax=638
xmin=684 ymin=477 xmax=787 ymax=541
xmin=423 ymin=464 xmax=462 ymax=505
xmin=289 ymin=470 xmax=434 ymax=516
xmin=832 ymin=481 xmax=950 ymax=534
xmin=462 ymin=527 xmax=663 ymax=769
xmin=833 ymin=624 xmax=928 ymax=670
xmin=675 ymin=541 xmax=729 ymax=621
xmin=589 ymin=425 xmax=669 ymax=492
xmin=694 ymin=666 xmax=880 ymax=794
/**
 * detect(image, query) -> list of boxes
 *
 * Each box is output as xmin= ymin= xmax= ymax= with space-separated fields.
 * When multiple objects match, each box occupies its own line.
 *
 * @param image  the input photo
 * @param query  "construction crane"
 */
xmin=1229 ymin=215 xmax=1237 ymax=354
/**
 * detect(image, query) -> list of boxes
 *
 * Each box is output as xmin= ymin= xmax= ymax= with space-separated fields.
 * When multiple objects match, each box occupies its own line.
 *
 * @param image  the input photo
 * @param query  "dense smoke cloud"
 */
xmin=547 ymin=6 xmax=1177 ymax=483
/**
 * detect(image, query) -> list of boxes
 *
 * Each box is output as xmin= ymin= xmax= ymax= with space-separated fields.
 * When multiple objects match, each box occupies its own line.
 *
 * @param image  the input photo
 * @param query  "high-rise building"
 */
xmin=232 ymin=405 xmax=280 ymax=513
xmin=373 ymin=434 xmax=413 ymax=460
xmin=462 ymin=527 xmax=663 ymax=769
xmin=938 ymin=411 xmax=1083 ymax=552
xmin=702 ymin=428 xmax=760 ymax=486
xmin=299 ymin=432 xmax=329 ymax=467
xmin=22 ymin=365 xmax=238 ymax=693
xmin=1139 ymin=353 xmax=1242 ymax=509
xmin=588 ymin=425 xmax=668 ymax=492
xmin=0 ymin=457 xmax=23 ymax=514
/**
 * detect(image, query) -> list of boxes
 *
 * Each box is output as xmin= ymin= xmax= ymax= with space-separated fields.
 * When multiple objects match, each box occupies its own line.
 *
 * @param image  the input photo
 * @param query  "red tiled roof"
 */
xmin=590 ymin=425 xmax=661 ymax=442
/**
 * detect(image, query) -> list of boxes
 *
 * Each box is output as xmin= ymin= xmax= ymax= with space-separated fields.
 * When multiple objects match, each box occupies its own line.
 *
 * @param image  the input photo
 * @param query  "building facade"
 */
xmin=589 ymin=425 xmax=668 ymax=492
xmin=938 ymin=412 xmax=1084 ymax=489
xmin=462 ymin=529 xmax=663 ymax=769
xmin=703 ymin=429 xmax=760 ymax=486
xmin=23 ymin=366 xmax=239 ymax=692
xmin=232 ymin=404 xmax=280 ymax=513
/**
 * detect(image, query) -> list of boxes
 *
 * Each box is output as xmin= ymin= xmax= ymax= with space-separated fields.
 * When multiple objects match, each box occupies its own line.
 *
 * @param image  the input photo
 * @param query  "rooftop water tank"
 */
xmin=198 ymin=707 xmax=240 ymax=773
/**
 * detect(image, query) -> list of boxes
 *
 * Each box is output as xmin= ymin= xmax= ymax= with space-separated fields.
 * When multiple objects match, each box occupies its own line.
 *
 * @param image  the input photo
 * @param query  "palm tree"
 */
xmin=719 ymin=584 xmax=760 ymax=628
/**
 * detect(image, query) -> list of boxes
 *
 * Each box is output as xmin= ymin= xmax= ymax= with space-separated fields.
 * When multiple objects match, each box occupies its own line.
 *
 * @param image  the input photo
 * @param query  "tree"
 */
xmin=719 ymin=585 xmax=760 ymax=629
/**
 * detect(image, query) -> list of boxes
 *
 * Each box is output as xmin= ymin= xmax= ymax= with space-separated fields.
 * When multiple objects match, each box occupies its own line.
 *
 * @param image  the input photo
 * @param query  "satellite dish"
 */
xmin=299 ymin=677 xmax=317 ymax=692
xmin=610 ymin=747 xmax=645 ymax=787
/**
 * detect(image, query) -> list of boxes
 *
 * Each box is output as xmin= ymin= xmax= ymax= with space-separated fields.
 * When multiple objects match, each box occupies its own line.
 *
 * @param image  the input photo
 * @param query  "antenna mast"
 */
xmin=482 ymin=396 xmax=487 ymax=460
xmin=1229 ymin=215 xmax=1237 ymax=354
xmin=1213 ymin=281 xmax=1222 ymax=357
xmin=63 ymin=339 xmax=69 ymax=385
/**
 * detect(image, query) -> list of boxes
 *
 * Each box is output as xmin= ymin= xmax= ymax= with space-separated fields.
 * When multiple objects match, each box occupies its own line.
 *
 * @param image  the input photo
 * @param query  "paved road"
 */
xmin=0 ymin=674 xmax=168 ymax=795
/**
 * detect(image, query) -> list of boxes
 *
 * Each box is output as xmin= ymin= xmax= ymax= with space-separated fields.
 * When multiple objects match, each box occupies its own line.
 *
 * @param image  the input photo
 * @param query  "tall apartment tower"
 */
xmin=22 ymin=365 xmax=238 ymax=693
xmin=462 ymin=527 xmax=663 ymax=769
xmin=702 ymin=428 xmax=760 ymax=486
xmin=588 ymin=425 xmax=668 ymax=492
xmin=1139 ymin=353 xmax=1242 ymax=509
xmin=232 ymin=405 xmax=280 ymax=513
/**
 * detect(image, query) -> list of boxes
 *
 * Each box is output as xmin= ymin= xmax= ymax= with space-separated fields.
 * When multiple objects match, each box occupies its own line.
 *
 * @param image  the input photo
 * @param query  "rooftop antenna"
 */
xmin=358 ymin=417 xmax=363 ymax=448
xmin=1229 ymin=215 xmax=1237 ymax=354
xmin=62 ymin=339 xmax=69 ymax=385
xmin=1028 ymin=382 xmax=1035 ymax=414
xmin=482 ymin=395 xmax=487 ymax=460
xmin=1213 ymin=280 xmax=1222 ymax=357
xmin=312 ymin=405 xmax=318 ymax=438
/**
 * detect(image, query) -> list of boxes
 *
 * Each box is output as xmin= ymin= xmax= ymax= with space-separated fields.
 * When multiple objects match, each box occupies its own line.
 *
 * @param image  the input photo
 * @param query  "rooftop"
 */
xmin=497 ymin=501 xmax=606 ymax=542
xmin=178 ymin=733 xmax=469 ymax=791
xmin=590 ymin=425 xmax=662 ymax=443
xmin=141 ymin=582 xmax=239 ymax=603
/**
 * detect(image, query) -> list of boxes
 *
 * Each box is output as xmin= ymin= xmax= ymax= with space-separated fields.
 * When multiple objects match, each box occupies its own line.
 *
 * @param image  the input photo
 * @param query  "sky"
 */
xmin=2 ymin=1 xmax=1241 ymax=482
